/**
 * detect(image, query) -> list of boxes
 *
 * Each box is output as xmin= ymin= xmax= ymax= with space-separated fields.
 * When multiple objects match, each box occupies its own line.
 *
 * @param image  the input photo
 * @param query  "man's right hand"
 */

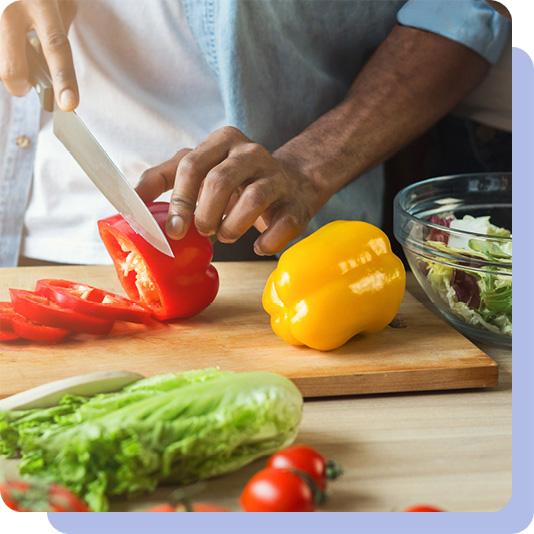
xmin=0 ymin=0 xmax=78 ymax=110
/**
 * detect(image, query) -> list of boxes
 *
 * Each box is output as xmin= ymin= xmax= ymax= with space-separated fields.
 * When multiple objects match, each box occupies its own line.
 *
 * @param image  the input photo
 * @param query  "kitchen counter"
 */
xmin=0 ymin=265 xmax=511 ymax=512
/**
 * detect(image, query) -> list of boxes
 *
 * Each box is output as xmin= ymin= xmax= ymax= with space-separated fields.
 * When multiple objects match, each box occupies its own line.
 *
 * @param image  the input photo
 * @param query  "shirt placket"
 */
xmin=0 ymin=93 xmax=41 ymax=267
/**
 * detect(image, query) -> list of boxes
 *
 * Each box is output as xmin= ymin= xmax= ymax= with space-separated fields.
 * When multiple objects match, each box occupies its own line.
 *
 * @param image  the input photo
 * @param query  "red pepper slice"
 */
xmin=0 ymin=331 xmax=19 ymax=341
xmin=0 ymin=302 xmax=18 ymax=341
xmin=36 ymin=279 xmax=152 ymax=323
xmin=98 ymin=202 xmax=219 ymax=321
xmin=0 ymin=302 xmax=68 ymax=344
xmin=10 ymin=289 xmax=113 ymax=335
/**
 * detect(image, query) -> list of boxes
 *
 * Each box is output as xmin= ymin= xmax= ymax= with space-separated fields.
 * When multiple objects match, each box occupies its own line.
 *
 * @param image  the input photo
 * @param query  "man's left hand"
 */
xmin=136 ymin=126 xmax=328 ymax=255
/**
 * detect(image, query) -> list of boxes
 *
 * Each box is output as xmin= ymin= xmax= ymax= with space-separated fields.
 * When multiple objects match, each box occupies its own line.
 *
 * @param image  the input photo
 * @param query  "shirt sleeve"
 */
xmin=397 ymin=0 xmax=511 ymax=64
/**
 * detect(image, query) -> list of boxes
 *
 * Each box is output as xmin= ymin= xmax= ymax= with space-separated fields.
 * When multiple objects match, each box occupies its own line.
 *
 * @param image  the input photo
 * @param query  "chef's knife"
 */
xmin=26 ymin=37 xmax=174 ymax=257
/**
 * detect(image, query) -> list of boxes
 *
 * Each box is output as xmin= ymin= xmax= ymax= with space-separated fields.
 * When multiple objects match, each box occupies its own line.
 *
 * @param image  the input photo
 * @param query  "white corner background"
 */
xmin=0 ymin=0 xmax=532 ymax=533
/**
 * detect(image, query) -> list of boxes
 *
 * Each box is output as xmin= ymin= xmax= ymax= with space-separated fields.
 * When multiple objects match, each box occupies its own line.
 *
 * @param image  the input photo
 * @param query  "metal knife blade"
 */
xmin=52 ymin=108 xmax=174 ymax=257
xmin=26 ymin=35 xmax=174 ymax=258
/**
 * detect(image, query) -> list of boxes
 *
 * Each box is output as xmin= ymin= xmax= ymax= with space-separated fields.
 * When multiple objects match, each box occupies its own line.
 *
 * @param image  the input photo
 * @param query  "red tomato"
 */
xmin=146 ymin=502 xmax=230 ymax=512
xmin=0 ymin=302 xmax=68 ymax=344
xmin=48 ymin=485 xmax=90 ymax=512
xmin=0 ymin=480 xmax=89 ymax=512
xmin=146 ymin=503 xmax=176 ymax=512
xmin=267 ymin=445 xmax=342 ymax=491
xmin=98 ymin=202 xmax=219 ymax=321
xmin=404 ymin=505 xmax=444 ymax=512
xmin=10 ymin=289 xmax=113 ymax=335
xmin=0 ymin=480 xmax=31 ymax=511
xmin=240 ymin=467 xmax=315 ymax=512
xmin=36 ymin=279 xmax=153 ymax=324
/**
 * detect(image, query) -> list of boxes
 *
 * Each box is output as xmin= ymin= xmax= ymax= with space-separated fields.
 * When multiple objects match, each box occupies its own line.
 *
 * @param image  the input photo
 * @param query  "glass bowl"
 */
xmin=394 ymin=173 xmax=512 ymax=347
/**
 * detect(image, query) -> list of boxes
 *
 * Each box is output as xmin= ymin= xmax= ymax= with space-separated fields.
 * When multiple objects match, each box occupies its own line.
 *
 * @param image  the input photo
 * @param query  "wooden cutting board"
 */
xmin=0 ymin=262 xmax=497 ymax=398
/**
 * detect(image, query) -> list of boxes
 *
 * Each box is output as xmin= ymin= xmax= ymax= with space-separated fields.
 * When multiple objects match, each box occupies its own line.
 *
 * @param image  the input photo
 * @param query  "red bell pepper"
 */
xmin=36 ymin=279 xmax=152 ymax=323
xmin=0 ymin=302 xmax=69 ymax=344
xmin=10 ymin=289 xmax=113 ymax=335
xmin=98 ymin=202 xmax=219 ymax=320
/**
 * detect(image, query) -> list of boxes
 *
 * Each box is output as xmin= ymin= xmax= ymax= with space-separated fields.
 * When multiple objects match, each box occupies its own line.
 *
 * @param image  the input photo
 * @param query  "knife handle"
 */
xmin=26 ymin=34 xmax=54 ymax=112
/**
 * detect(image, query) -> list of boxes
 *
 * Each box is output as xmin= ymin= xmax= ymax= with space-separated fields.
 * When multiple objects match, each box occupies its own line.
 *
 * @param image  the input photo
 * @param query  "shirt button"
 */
xmin=16 ymin=135 xmax=31 ymax=149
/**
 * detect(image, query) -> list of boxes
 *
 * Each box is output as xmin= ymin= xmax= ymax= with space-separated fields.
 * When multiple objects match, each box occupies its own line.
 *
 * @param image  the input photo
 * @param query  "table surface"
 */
xmin=0 ymin=265 xmax=511 ymax=512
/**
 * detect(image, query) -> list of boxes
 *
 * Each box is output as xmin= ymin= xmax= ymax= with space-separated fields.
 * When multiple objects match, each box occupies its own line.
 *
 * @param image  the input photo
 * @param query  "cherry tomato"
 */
xmin=48 ymin=485 xmax=90 ymax=512
xmin=0 ymin=480 xmax=89 ymax=512
xmin=10 ymin=289 xmax=113 ymax=335
xmin=404 ymin=505 xmax=444 ymax=512
xmin=240 ymin=467 xmax=315 ymax=512
xmin=146 ymin=502 xmax=230 ymax=512
xmin=36 ymin=279 xmax=152 ymax=324
xmin=267 ymin=444 xmax=342 ymax=491
xmin=0 ymin=480 xmax=31 ymax=511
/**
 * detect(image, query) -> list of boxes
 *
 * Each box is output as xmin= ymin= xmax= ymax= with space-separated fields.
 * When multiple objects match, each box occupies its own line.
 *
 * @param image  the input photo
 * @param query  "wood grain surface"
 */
xmin=0 ymin=262 xmax=497 ymax=398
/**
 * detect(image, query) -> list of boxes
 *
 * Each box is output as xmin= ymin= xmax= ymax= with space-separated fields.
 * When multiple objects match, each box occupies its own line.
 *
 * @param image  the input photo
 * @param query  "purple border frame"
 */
xmin=47 ymin=48 xmax=533 ymax=534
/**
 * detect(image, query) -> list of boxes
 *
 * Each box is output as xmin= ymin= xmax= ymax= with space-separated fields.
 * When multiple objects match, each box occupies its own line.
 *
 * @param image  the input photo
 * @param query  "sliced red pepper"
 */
xmin=0 ymin=302 xmax=68 ymax=344
xmin=0 ymin=331 xmax=19 ymax=341
xmin=36 ymin=279 xmax=152 ymax=323
xmin=98 ymin=202 xmax=219 ymax=321
xmin=10 ymin=289 xmax=113 ymax=335
xmin=0 ymin=302 xmax=19 ymax=341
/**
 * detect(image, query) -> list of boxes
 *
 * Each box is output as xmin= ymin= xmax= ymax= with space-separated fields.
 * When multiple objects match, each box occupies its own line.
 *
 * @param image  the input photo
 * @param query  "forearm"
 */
xmin=275 ymin=25 xmax=491 ymax=200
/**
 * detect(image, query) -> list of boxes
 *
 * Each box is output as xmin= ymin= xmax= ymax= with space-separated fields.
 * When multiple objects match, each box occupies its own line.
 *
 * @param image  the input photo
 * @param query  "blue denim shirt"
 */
xmin=0 ymin=0 xmax=510 ymax=266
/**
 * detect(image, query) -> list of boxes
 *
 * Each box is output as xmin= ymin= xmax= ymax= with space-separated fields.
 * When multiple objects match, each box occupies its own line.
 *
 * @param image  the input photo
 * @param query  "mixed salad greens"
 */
xmin=0 ymin=369 xmax=303 ymax=511
xmin=423 ymin=215 xmax=512 ymax=337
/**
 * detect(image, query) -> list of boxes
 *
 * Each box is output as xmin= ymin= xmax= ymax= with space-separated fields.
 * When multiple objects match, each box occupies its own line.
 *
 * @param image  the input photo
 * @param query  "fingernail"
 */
xmin=253 ymin=241 xmax=265 ymax=256
xmin=59 ymin=89 xmax=76 ymax=110
xmin=166 ymin=215 xmax=185 ymax=239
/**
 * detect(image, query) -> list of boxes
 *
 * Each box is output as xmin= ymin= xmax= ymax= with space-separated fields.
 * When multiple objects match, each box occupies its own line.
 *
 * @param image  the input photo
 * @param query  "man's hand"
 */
xmin=0 ymin=0 xmax=78 ymax=110
xmin=136 ymin=126 xmax=329 ymax=255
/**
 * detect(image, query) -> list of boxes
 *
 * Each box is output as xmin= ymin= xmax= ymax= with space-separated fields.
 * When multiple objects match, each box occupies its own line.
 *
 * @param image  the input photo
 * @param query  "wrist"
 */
xmin=273 ymin=145 xmax=338 ymax=206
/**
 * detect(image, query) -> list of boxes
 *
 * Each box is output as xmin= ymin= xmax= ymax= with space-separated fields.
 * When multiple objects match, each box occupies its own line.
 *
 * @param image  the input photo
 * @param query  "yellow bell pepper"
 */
xmin=262 ymin=220 xmax=406 ymax=351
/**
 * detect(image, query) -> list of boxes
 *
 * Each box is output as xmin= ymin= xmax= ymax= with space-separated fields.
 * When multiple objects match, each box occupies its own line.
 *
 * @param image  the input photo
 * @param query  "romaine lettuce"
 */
xmin=0 ymin=369 xmax=303 ymax=511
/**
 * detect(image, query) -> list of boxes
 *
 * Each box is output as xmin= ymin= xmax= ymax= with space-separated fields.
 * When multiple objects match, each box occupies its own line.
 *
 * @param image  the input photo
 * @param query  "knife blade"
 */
xmin=26 ymin=37 xmax=174 ymax=258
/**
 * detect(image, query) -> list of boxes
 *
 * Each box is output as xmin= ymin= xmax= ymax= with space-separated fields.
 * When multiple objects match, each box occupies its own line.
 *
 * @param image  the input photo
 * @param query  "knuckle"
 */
xmin=44 ymin=31 xmax=69 ymax=51
xmin=243 ymin=185 xmax=269 ymax=210
xmin=281 ymin=212 xmax=304 ymax=230
xmin=177 ymin=154 xmax=199 ymax=177
xmin=170 ymin=194 xmax=195 ymax=213
xmin=174 ymin=147 xmax=192 ymax=159
xmin=52 ymin=68 xmax=74 ymax=84
xmin=204 ymin=169 xmax=232 ymax=193
xmin=240 ymin=142 xmax=268 ymax=158
xmin=218 ymin=125 xmax=243 ymax=139
xmin=0 ymin=64 xmax=24 ymax=82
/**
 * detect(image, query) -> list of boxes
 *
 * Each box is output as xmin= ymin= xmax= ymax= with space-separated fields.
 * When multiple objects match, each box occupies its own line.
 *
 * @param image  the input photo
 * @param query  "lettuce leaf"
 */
xmin=0 ymin=369 xmax=303 ymax=511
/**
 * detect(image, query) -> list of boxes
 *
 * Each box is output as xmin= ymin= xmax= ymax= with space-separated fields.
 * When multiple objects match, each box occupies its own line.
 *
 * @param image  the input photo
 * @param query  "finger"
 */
xmin=0 ymin=6 xmax=31 ymax=96
xmin=168 ymin=126 xmax=248 ymax=238
xmin=254 ymin=208 xmax=308 ymax=256
xmin=217 ymin=178 xmax=279 ymax=243
xmin=58 ymin=0 xmax=78 ymax=28
xmin=194 ymin=154 xmax=262 ymax=237
xmin=135 ymin=149 xmax=191 ymax=203
xmin=31 ymin=0 xmax=78 ymax=110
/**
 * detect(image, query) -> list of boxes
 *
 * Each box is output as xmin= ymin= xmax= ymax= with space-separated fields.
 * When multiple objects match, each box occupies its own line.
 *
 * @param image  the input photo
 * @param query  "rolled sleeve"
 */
xmin=397 ymin=0 xmax=511 ymax=64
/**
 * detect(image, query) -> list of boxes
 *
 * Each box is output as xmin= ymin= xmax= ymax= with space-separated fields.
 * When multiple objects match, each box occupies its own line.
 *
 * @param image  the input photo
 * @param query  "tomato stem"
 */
xmin=290 ymin=469 xmax=326 ymax=506
xmin=326 ymin=459 xmax=343 ymax=481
